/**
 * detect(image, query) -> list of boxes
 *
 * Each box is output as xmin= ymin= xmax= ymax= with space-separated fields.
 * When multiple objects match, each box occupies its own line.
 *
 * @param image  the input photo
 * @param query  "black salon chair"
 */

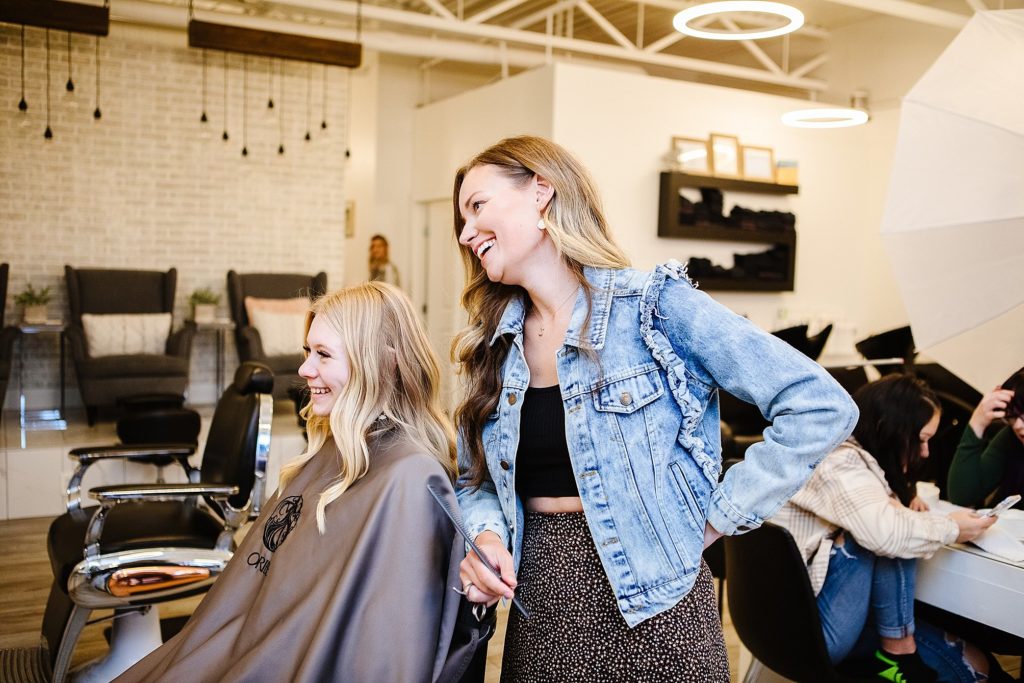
xmin=725 ymin=522 xmax=876 ymax=683
xmin=855 ymin=326 xmax=915 ymax=376
xmin=806 ymin=324 xmax=834 ymax=361
xmin=825 ymin=365 xmax=871 ymax=396
xmin=115 ymin=394 xmax=202 ymax=482
xmin=42 ymin=362 xmax=274 ymax=682
xmin=771 ymin=323 xmax=833 ymax=361
xmin=0 ymin=263 xmax=22 ymax=414
xmin=227 ymin=270 xmax=326 ymax=401
xmin=772 ymin=324 xmax=810 ymax=354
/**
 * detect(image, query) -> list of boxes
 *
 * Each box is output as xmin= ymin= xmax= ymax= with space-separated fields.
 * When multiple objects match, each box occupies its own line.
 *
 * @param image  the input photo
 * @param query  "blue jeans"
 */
xmin=816 ymin=535 xmax=982 ymax=682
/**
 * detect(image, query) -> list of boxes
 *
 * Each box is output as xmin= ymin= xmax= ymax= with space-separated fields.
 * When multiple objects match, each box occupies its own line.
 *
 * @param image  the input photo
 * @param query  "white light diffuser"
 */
xmin=673 ymin=1 xmax=804 ymax=40
xmin=781 ymin=107 xmax=870 ymax=128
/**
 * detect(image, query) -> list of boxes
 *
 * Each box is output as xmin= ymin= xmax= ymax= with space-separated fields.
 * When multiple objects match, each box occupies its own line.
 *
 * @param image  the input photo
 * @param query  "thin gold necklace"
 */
xmin=533 ymin=287 xmax=578 ymax=337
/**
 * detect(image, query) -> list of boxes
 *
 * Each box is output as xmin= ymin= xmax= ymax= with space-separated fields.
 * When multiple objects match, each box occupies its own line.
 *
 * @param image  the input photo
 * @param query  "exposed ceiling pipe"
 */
xmin=233 ymin=0 xmax=829 ymax=89
xmin=113 ymin=0 xmax=549 ymax=67
xmin=111 ymin=0 xmax=827 ymax=89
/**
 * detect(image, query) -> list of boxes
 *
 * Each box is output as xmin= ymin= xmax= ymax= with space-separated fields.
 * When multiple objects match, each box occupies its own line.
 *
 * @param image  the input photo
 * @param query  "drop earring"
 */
xmin=537 ymin=218 xmax=546 ymax=230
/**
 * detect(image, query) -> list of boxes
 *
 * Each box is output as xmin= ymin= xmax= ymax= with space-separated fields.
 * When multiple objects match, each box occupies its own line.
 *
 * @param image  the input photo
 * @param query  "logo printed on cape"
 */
xmin=263 ymin=495 xmax=303 ymax=552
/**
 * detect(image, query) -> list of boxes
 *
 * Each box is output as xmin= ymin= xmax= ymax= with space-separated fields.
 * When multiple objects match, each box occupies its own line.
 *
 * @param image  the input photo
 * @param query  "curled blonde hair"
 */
xmin=279 ymin=282 xmax=457 ymax=532
xmin=451 ymin=135 xmax=630 ymax=486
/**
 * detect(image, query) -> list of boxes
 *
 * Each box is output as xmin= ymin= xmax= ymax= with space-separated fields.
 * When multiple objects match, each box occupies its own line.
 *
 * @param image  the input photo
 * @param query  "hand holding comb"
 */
xmin=426 ymin=479 xmax=530 ymax=618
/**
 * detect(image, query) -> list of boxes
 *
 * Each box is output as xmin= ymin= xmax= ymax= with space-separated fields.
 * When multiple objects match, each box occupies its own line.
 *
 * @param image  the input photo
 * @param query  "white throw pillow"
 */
xmin=249 ymin=307 xmax=306 ymax=357
xmin=81 ymin=313 xmax=173 ymax=357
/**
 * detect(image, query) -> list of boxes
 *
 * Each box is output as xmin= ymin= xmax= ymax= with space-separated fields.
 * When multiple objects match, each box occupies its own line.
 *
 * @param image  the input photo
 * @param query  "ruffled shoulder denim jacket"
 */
xmin=455 ymin=261 xmax=858 ymax=627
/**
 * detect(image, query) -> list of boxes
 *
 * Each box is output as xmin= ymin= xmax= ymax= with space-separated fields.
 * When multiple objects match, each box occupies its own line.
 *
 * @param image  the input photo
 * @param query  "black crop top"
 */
xmin=515 ymin=385 xmax=580 ymax=499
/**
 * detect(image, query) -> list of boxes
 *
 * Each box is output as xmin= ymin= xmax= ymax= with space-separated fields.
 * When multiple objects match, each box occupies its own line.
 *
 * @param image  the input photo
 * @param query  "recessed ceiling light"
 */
xmin=673 ymin=1 xmax=805 ymax=41
xmin=781 ymin=108 xmax=870 ymax=128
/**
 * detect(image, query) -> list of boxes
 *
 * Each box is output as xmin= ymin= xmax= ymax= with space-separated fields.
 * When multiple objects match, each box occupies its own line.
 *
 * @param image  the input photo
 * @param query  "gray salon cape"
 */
xmin=118 ymin=438 xmax=475 ymax=682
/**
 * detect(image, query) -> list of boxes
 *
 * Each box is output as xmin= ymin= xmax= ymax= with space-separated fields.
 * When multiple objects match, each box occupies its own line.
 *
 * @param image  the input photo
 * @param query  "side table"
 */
xmin=190 ymin=319 xmax=236 ymax=399
xmin=18 ymin=320 xmax=68 ymax=431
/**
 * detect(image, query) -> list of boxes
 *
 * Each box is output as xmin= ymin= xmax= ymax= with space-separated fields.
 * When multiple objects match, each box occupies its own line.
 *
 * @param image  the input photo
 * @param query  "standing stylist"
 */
xmin=451 ymin=135 xmax=859 ymax=681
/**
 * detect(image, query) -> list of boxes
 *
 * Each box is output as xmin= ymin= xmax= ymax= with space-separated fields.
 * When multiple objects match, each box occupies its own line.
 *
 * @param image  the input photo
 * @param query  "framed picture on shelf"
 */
xmin=710 ymin=133 xmax=741 ymax=178
xmin=742 ymin=145 xmax=776 ymax=182
xmin=670 ymin=136 xmax=711 ymax=175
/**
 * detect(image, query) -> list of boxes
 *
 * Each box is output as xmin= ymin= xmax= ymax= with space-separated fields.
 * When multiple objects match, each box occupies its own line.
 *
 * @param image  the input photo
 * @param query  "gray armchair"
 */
xmin=227 ymin=270 xmax=326 ymax=400
xmin=0 ymin=263 xmax=22 ymax=414
xmin=65 ymin=266 xmax=195 ymax=424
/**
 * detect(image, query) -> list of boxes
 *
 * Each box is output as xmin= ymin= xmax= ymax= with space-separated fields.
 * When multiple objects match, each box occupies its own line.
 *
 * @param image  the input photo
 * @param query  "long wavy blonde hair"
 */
xmin=279 ymin=282 xmax=457 ymax=532
xmin=451 ymin=135 xmax=630 ymax=486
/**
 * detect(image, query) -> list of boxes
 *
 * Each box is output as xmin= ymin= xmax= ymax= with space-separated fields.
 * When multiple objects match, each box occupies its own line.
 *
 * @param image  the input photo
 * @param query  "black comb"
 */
xmin=426 ymin=479 xmax=529 ymax=618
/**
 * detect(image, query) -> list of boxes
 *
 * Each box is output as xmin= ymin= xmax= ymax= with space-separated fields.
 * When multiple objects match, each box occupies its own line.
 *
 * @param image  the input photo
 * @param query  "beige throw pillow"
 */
xmin=245 ymin=297 xmax=309 ymax=357
xmin=81 ymin=313 xmax=172 ymax=357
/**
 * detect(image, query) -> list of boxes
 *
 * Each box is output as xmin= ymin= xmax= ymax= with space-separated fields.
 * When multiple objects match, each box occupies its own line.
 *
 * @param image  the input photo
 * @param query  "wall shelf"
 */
xmin=662 ymin=223 xmax=796 ymax=245
xmin=657 ymin=171 xmax=798 ymax=292
xmin=663 ymin=172 xmax=799 ymax=195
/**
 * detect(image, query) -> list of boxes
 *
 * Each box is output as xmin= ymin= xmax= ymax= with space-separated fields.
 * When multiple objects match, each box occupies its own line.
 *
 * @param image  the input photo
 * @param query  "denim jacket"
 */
xmin=455 ymin=261 xmax=858 ymax=627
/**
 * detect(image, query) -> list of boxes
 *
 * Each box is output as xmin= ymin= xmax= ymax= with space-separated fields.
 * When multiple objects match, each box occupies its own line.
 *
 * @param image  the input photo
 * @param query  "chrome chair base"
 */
xmin=67 ymin=608 xmax=161 ymax=683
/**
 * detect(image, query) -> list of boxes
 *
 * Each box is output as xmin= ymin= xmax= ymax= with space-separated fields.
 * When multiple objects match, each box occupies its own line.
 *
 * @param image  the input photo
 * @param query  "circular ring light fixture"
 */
xmin=781 ymin=108 xmax=870 ymax=128
xmin=673 ymin=1 xmax=805 ymax=41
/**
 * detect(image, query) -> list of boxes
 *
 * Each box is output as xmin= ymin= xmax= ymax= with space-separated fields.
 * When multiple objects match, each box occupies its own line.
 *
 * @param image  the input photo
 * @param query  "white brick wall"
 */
xmin=1 ymin=24 xmax=348 ymax=407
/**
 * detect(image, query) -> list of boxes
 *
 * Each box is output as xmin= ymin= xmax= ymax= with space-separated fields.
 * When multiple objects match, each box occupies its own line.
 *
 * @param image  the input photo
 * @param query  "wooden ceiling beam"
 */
xmin=0 ymin=0 xmax=110 ymax=36
xmin=187 ymin=19 xmax=362 ymax=67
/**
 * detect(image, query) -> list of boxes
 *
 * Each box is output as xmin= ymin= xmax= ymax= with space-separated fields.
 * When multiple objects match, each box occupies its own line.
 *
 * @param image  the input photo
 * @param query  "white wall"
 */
xmin=550 ymin=62 xmax=900 ymax=353
xmin=412 ymin=65 xmax=556 ymax=203
xmin=345 ymin=55 xmax=501 ymax=312
xmin=1 ymin=23 xmax=349 ymax=407
xmin=822 ymin=9 xmax=959 ymax=112
xmin=414 ymin=62 xmax=912 ymax=360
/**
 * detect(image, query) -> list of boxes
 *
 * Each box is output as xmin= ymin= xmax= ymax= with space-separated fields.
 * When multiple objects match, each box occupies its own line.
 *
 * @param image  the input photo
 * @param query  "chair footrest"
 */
xmin=0 ymin=645 xmax=52 ymax=683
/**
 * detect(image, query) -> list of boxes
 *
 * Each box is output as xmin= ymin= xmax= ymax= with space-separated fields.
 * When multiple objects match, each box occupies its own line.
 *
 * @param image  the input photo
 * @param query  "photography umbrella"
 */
xmin=880 ymin=9 xmax=1024 ymax=391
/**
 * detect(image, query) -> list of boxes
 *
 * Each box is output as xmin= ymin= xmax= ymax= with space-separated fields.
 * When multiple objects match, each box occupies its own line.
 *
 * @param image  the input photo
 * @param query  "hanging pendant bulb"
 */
xmin=222 ymin=52 xmax=230 ymax=141
xmin=18 ymin=26 xmax=28 ymax=113
xmin=267 ymin=58 xmax=275 ymax=110
xmin=241 ymin=55 xmax=249 ymax=157
xmin=200 ymin=49 xmax=208 ymax=124
xmin=344 ymin=67 xmax=352 ymax=158
xmin=277 ymin=59 xmax=285 ymax=155
xmin=93 ymin=35 xmax=102 ymax=119
xmin=304 ymin=62 xmax=312 ymax=141
xmin=65 ymin=33 xmax=76 ymax=95
xmin=320 ymin=64 xmax=328 ymax=131
xmin=44 ymin=30 xmax=53 ymax=139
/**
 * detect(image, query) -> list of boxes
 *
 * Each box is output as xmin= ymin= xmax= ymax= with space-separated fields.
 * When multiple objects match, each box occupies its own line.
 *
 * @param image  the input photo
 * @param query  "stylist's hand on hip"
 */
xmin=703 ymin=522 xmax=724 ymax=550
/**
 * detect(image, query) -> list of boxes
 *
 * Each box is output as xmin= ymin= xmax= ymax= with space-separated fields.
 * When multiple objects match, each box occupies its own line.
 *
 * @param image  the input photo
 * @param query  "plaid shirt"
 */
xmin=771 ymin=438 xmax=959 ymax=595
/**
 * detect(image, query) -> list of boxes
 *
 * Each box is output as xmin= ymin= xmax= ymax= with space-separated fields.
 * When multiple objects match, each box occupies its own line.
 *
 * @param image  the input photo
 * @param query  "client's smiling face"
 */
xmin=298 ymin=315 xmax=351 ymax=416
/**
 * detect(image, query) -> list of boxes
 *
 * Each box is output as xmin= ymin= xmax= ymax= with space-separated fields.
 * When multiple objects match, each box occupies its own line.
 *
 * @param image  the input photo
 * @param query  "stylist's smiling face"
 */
xmin=457 ymin=164 xmax=547 ymax=286
xmin=298 ymin=315 xmax=350 ymax=416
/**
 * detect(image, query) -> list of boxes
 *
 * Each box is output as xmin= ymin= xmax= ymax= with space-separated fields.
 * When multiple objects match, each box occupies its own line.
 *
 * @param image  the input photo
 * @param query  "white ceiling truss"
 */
xmin=115 ymin=0 xmax=981 ymax=95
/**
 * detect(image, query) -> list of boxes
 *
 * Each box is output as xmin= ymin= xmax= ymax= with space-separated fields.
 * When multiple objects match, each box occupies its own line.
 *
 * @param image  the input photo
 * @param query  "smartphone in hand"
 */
xmin=981 ymin=494 xmax=1022 ymax=518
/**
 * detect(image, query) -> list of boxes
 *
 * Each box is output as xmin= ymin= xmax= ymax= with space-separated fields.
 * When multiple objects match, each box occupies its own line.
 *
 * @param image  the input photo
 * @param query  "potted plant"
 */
xmin=189 ymin=288 xmax=221 ymax=323
xmin=15 ymin=284 xmax=52 ymax=324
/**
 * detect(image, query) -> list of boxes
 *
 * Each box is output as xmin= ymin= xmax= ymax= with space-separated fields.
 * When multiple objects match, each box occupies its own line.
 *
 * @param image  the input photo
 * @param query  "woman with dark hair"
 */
xmin=853 ymin=374 xmax=948 ymax=512
xmin=948 ymin=366 xmax=1024 ymax=511
xmin=773 ymin=374 xmax=1000 ymax=682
